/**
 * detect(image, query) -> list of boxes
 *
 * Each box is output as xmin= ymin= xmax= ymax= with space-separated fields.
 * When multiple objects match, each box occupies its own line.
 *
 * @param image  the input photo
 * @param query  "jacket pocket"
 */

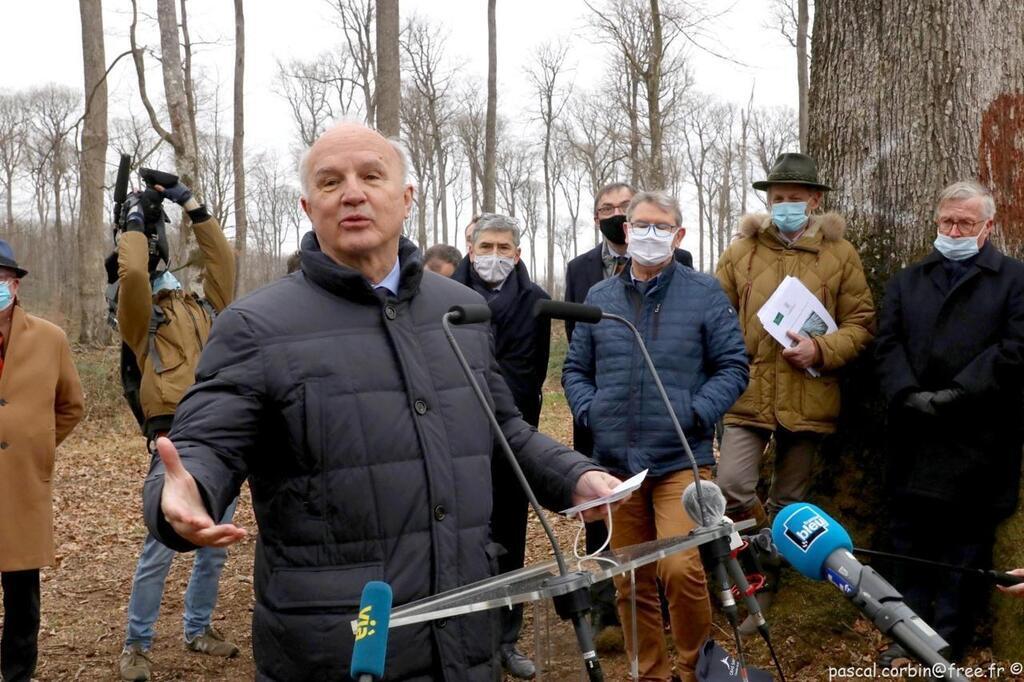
xmin=264 ymin=562 xmax=383 ymax=613
xmin=668 ymin=387 xmax=695 ymax=431
xmin=800 ymin=374 xmax=840 ymax=423
xmin=32 ymin=427 xmax=57 ymax=482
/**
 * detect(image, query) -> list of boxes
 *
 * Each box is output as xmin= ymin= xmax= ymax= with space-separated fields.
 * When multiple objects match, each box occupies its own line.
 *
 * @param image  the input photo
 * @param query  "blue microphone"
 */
xmin=350 ymin=581 xmax=393 ymax=682
xmin=772 ymin=504 xmax=966 ymax=681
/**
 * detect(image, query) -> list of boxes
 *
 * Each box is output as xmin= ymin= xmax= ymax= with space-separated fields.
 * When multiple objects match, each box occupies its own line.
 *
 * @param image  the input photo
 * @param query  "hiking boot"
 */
xmin=500 ymin=644 xmax=536 ymax=680
xmin=119 ymin=644 xmax=152 ymax=681
xmin=186 ymin=626 xmax=240 ymax=658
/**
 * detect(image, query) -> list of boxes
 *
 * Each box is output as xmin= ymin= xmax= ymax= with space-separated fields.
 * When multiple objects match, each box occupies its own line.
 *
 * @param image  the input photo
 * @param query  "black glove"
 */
xmin=159 ymin=180 xmax=193 ymax=206
xmin=930 ymin=387 xmax=966 ymax=411
xmin=903 ymin=391 xmax=938 ymax=416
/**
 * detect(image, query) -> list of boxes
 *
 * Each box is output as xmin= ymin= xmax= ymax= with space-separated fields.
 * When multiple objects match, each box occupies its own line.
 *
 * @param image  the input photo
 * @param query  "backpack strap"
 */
xmin=147 ymin=304 xmax=168 ymax=373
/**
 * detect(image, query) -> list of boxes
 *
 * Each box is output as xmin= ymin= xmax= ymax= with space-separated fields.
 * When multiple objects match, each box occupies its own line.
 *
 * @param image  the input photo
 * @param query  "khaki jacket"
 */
xmin=117 ymin=217 xmax=234 ymax=431
xmin=715 ymin=212 xmax=876 ymax=433
xmin=0 ymin=306 xmax=84 ymax=571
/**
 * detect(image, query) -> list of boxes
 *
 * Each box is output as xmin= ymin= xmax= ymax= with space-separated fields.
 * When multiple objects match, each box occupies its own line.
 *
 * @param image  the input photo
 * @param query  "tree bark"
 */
xmin=375 ymin=0 xmax=400 ymax=136
xmin=482 ymin=0 xmax=497 ymax=212
xmin=809 ymin=0 xmax=1024 ymax=658
xmin=77 ymin=0 xmax=110 ymax=345
xmin=232 ymin=0 xmax=248 ymax=296
xmin=647 ymin=0 xmax=665 ymax=188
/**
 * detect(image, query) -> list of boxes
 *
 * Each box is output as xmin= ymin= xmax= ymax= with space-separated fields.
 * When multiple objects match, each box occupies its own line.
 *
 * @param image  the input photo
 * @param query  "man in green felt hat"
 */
xmin=714 ymin=153 xmax=876 ymax=628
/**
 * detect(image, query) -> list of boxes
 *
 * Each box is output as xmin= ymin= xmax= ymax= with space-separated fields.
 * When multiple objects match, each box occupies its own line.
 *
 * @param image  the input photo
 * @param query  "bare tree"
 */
xmin=770 ymin=0 xmax=810 ymax=151
xmin=29 ymin=85 xmax=80 ymax=316
xmin=454 ymin=89 xmax=486 ymax=216
xmin=0 ymin=93 xmax=29 ymax=231
xmin=527 ymin=42 xmax=570 ymax=292
xmin=400 ymin=85 xmax=433 ymax=247
xmin=496 ymin=137 xmax=533 ymax=220
xmin=78 ymin=0 xmax=110 ymax=344
xmin=482 ymin=0 xmax=497 ymax=211
xmin=751 ymin=106 xmax=798 ymax=180
xmin=232 ymin=0 xmax=248 ymax=297
xmin=402 ymin=15 xmax=456 ymax=243
xmin=587 ymin=0 xmax=694 ymax=187
xmin=130 ymin=0 xmax=203 ymax=271
xmin=275 ymin=56 xmax=345 ymax=147
xmin=518 ymin=178 xmax=543 ymax=281
xmin=325 ymin=0 xmax=377 ymax=124
xmin=375 ymin=0 xmax=400 ymax=136
xmin=552 ymin=134 xmax=586 ymax=259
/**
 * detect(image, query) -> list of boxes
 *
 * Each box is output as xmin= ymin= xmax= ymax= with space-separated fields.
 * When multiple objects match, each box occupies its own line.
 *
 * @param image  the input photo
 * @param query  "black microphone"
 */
xmin=773 ymin=503 xmax=966 ymax=682
xmin=535 ymin=300 xmax=710 ymax=527
xmin=441 ymin=305 xmax=604 ymax=681
xmin=534 ymin=300 xmax=604 ymax=325
xmin=447 ymin=303 xmax=492 ymax=325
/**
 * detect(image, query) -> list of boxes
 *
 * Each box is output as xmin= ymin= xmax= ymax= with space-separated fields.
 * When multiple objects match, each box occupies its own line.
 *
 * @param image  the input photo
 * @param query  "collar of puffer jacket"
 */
xmin=298 ymin=231 xmax=424 ymax=304
xmin=737 ymin=212 xmax=846 ymax=243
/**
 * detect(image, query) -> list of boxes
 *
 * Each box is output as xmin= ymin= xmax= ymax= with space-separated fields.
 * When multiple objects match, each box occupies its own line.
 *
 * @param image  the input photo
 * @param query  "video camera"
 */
xmin=111 ymin=153 xmax=176 ymax=272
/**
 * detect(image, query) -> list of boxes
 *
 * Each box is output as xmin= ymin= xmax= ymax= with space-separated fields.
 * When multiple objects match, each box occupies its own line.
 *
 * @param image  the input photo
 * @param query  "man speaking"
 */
xmin=142 ymin=121 xmax=621 ymax=681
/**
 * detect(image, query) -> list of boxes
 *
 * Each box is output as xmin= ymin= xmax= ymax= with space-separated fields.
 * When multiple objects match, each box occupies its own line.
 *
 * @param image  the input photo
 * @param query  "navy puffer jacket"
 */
xmin=562 ymin=261 xmax=749 ymax=476
xmin=144 ymin=234 xmax=599 ymax=681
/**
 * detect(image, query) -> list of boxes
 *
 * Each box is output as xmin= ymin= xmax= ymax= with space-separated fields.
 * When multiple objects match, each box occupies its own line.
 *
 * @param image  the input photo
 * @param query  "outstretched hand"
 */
xmin=154 ymin=181 xmax=193 ymax=207
xmin=156 ymin=437 xmax=246 ymax=548
xmin=572 ymin=471 xmax=627 ymax=522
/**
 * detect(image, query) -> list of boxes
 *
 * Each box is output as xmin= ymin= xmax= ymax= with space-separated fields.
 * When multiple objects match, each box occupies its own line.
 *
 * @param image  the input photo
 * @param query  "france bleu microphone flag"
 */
xmin=350 ymin=581 xmax=393 ymax=680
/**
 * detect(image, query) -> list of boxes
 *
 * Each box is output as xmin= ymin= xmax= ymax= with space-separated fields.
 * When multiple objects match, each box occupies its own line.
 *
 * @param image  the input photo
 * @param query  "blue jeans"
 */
xmin=124 ymin=498 xmax=238 ymax=649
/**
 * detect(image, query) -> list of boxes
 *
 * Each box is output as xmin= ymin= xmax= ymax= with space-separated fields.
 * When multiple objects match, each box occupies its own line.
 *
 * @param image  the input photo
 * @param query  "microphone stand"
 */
xmin=442 ymin=310 xmax=604 ymax=681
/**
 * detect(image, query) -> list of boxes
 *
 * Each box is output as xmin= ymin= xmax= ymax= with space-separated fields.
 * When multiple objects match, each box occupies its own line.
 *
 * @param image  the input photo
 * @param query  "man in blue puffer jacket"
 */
xmin=563 ymin=190 xmax=748 ymax=682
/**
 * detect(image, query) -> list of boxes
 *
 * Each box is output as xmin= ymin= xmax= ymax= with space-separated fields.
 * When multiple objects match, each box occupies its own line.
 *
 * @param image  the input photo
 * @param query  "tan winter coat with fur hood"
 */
xmin=715 ymin=212 xmax=875 ymax=433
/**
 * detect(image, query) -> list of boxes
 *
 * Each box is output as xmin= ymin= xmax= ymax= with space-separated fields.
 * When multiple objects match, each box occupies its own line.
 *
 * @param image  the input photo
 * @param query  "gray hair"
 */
xmin=593 ymin=181 xmax=636 ymax=215
xmin=471 ymin=213 xmax=521 ymax=247
xmin=626 ymin=190 xmax=683 ymax=227
xmin=934 ymin=180 xmax=996 ymax=220
xmin=298 ymin=119 xmax=412 ymax=196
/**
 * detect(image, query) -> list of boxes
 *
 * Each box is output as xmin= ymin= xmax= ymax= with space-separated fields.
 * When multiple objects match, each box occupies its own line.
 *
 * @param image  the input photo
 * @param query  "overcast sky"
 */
xmin=1 ymin=0 xmax=800 ymax=265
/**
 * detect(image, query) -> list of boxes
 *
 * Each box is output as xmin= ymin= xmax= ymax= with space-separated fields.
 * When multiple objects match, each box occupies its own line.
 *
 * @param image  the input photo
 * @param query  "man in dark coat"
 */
xmin=875 ymin=180 xmax=1024 ymax=663
xmin=142 ymin=121 xmax=622 ymax=682
xmin=562 ymin=181 xmax=693 ymax=632
xmin=451 ymin=213 xmax=550 ymax=678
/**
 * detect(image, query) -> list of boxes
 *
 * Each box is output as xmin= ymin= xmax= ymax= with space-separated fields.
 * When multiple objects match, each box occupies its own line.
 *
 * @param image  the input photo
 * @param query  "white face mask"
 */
xmin=627 ymin=230 xmax=675 ymax=266
xmin=151 ymin=270 xmax=182 ymax=292
xmin=473 ymin=254 xmax=515 ymax=284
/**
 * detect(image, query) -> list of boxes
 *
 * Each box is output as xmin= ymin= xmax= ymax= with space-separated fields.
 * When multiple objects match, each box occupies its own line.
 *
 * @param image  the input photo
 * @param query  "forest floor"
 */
xmin=22 ymin=337 xmax=1023 ymax=681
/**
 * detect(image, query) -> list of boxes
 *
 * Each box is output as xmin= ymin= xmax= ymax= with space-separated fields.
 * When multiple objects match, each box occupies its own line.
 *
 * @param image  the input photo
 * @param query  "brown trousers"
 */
xmin=609 ymin=468 xmax=712 ymax=682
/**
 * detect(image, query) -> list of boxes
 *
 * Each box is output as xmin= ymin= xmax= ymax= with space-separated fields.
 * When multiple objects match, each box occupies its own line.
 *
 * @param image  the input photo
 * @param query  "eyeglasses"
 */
xmin=937 ymin=217 xmax=987 ymax=234
xmin=628 ymin=222 xmax=678 ymax=238
xmin=596 ymin=201 xmax=631 ymax=218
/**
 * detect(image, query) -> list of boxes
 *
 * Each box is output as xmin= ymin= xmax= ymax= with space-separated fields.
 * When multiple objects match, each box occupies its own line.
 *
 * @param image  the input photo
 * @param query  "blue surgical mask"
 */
xmin=151 ymin=270 xmax=182 ymax=292
xmin=771 ymin=201 xmax=810 ymax=234
xmin=0 ymin=282 xmax=12 ymax=311
xmin=934 ymin=232 xmax=981 ymax=261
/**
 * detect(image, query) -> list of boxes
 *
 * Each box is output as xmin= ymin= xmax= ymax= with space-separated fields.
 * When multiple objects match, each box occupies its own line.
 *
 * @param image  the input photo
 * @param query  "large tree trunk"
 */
xmin=77 ymin=0 xmax=110 ymax=345
xmin=482 ymin=0 xmax=497 ymax=212
xmin=233 ymin=0 xmax=248 ymax=296
xmin=809 ymin=0 xmax=1024 ymax=658
xmin=375 ymin=0 xmax=400 ymax=136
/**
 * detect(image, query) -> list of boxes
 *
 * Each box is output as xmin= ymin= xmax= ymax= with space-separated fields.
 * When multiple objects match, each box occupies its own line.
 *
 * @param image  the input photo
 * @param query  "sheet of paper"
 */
xmin=559 ymin=468 xmax=648 ymax=518
xmin=756 ymin=276 xmax=837 ymax=377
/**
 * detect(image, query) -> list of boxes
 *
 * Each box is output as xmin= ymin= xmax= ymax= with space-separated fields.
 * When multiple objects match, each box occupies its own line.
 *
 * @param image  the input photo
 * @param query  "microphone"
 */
xmin=773 ymin=503 xmax=967 ymax=682
xmin=533 ymin=299 xmax=604 ymax=325
xmin=447 ymin=303 xmax=492 ymax=325
xmin=535 ymin=299 xmax=710 ymax=527
xmin=441 ymin=305 xmax=604 ymax=681
xmin=350 ymin=581 xmax=393 ymax=682
xmin=683 ymin=481 xmax=770 ymax=633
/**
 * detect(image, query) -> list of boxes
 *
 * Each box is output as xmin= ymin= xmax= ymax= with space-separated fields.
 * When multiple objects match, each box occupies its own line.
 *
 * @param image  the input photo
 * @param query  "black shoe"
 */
xmin=500 ymin=644 xmax=536 ymax=680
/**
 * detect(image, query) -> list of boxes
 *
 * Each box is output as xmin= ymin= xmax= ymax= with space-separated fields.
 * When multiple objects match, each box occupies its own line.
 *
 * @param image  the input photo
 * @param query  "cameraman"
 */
xmin=110 ymin=177 xmax=239 ymax=682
